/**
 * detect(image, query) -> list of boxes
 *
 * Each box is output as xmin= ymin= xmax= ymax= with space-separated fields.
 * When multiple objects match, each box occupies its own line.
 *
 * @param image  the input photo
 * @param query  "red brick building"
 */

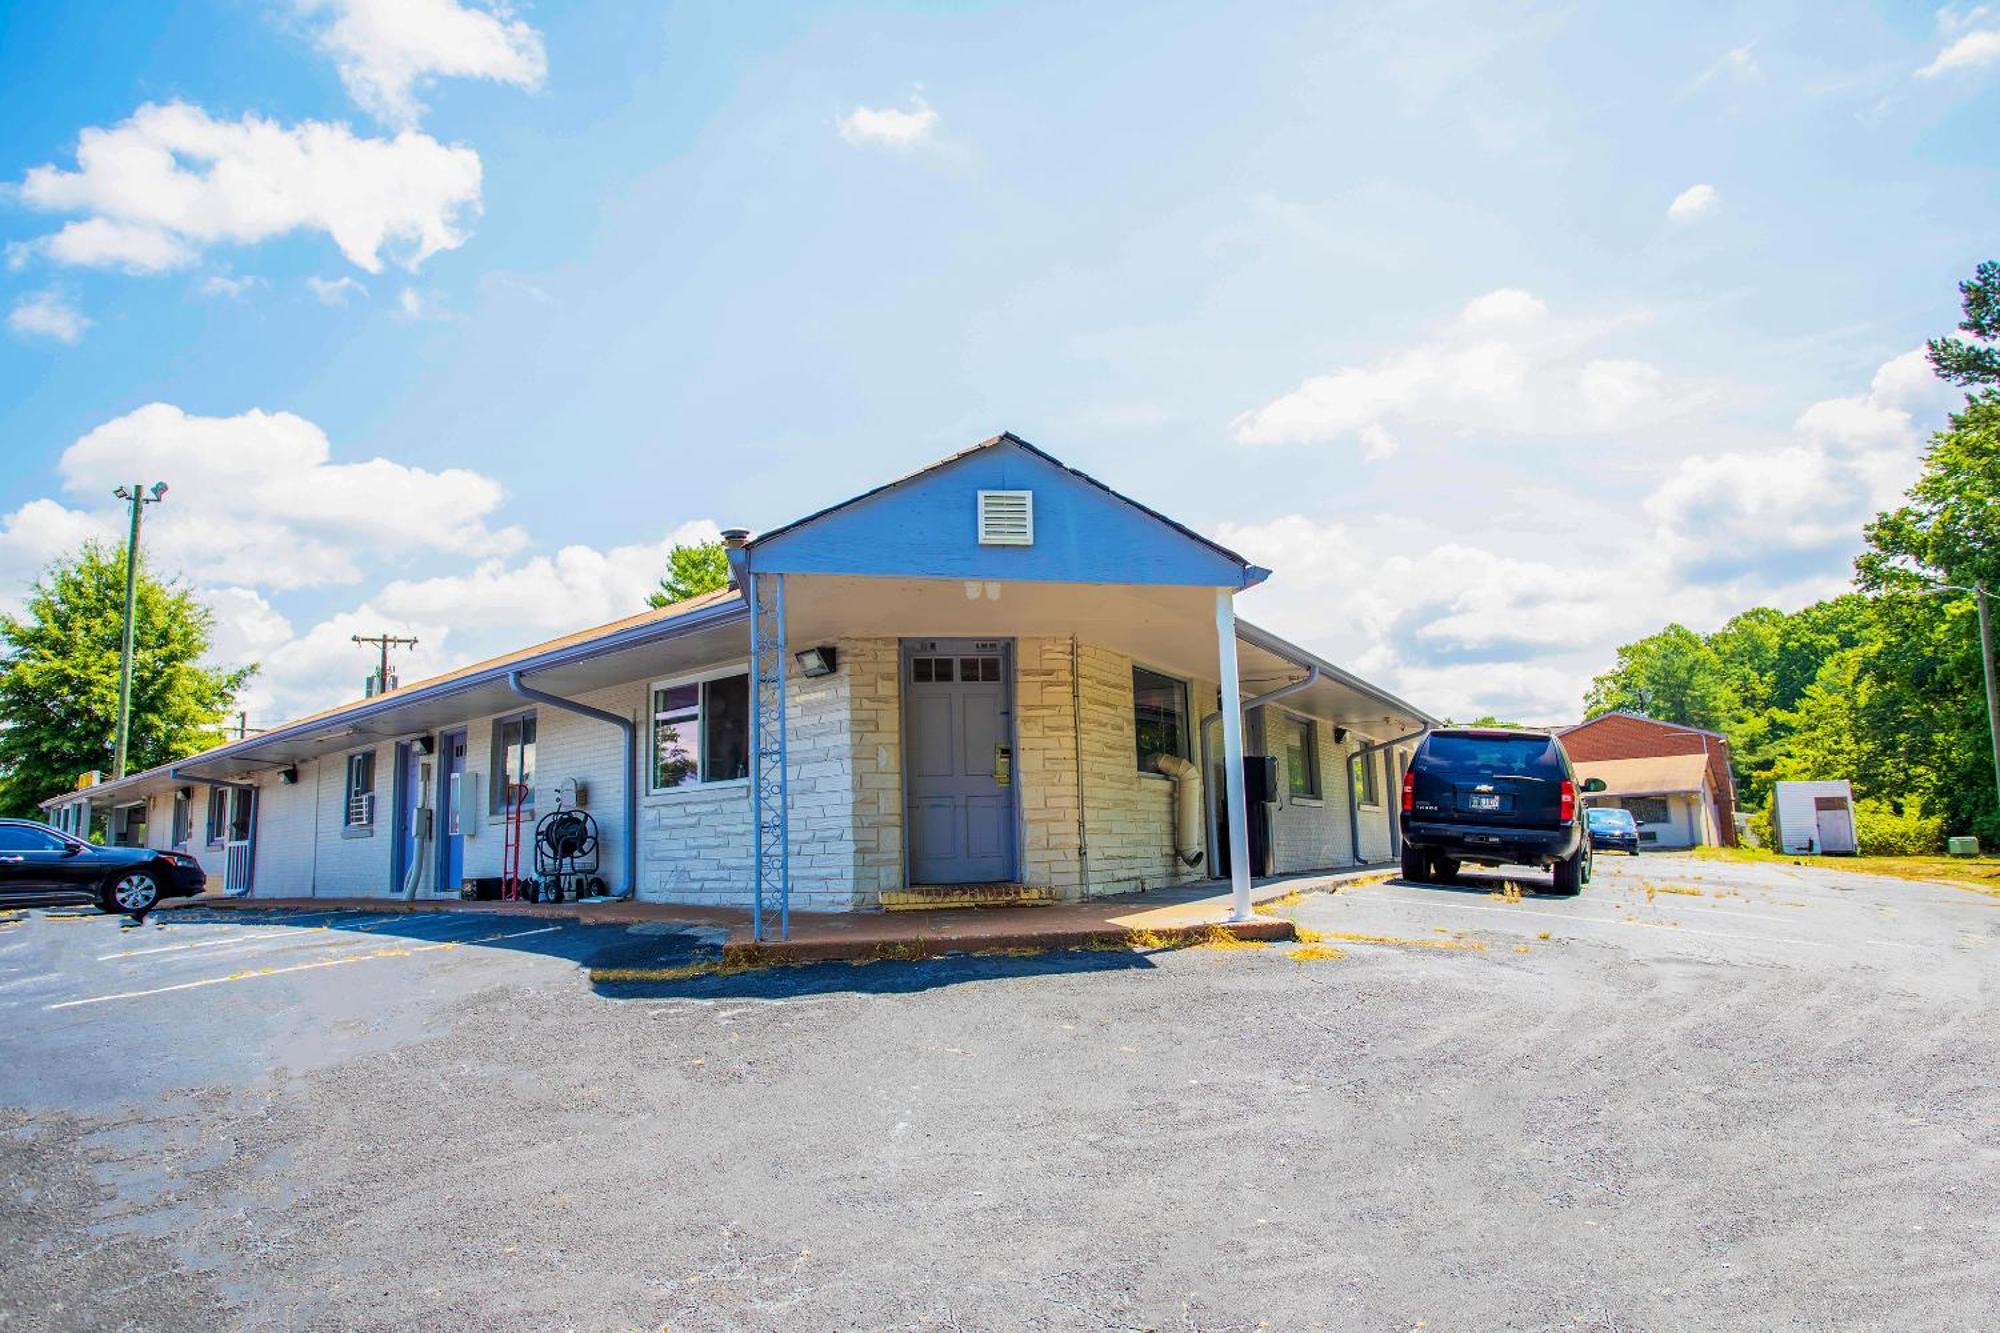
xmin=1558 ymin=712 xmax=1739 ymax=848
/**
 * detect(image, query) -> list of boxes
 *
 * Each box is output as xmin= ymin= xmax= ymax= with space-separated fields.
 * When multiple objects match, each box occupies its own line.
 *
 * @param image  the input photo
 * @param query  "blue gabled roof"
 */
xmin=746 ymin=432 xmax=1270 ymax=589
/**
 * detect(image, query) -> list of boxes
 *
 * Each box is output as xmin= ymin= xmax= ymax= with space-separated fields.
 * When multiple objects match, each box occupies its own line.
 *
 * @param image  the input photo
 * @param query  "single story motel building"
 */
xmin=44 ymin=436 xmax=1434 ymax=932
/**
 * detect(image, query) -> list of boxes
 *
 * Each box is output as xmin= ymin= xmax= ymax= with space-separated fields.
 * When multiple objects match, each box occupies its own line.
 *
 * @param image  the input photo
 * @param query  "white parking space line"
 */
xmin=98 ymin=928 xmax=321 ymax=960
xmin=48 ymin=925 xmax=561 ymax=1010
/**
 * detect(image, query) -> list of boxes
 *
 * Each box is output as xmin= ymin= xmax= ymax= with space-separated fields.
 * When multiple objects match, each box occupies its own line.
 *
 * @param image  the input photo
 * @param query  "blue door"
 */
xmin=438 ymin=730 xmax=466 ymax=894
xmin=903 ymin=639 xmax=1016 ymax=884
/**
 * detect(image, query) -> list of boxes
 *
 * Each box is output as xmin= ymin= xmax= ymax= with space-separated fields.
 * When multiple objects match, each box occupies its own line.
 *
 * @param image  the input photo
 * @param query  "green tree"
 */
xmin=0 ymin=542 xmax=252 ymax=817
xmin=1582 ymin=623 xmax=1734 ymax=732
xmin=1926 ymin=259 xmax=2000 ymax=389
xmin=1855 ymin=392 xmax=2000 ymax=837
xmin=648 ymin=540 xmax=731 ymax=608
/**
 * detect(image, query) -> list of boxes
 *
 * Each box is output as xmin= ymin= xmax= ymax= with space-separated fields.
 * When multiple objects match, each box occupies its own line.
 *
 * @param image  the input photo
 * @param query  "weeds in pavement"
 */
xmin=1253 ymin=889 xmax=1306 ymax=917
xmin=1288 ymin=944 xmax=1347 ymax=962
xmin=1536 ymin=931 xmax=1552 ymax=940
xmin=1490 ymin=882 xmax=1524 ymax=904
xmin=1321 ymin=930 xmax=1487 ymax=952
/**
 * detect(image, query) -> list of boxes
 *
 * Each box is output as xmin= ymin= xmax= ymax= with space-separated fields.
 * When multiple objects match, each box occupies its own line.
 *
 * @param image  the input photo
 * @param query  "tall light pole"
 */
xmin=110 ymin=482 xmax=168 ymax=779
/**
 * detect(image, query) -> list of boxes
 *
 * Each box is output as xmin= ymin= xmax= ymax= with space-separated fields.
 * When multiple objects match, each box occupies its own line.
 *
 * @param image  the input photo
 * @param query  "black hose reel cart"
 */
xmin=532 ymin=799 xmax=606 ymax=903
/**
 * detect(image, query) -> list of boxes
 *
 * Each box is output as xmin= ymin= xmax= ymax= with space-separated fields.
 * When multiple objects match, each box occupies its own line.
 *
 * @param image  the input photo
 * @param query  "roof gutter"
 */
xmin=506 ymin=671 xmax=637 ymax=902
xmin=167 ymin=597 xmax=747 ymax=780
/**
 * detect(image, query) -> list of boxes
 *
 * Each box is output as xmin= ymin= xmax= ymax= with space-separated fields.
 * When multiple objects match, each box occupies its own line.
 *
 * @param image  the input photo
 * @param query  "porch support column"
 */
xmin=1215 ymin=588 xmax=1253 ymax=924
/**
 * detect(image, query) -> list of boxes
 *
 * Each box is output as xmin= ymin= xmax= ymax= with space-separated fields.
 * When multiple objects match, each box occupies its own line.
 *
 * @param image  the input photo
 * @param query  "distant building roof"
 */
xmin=1575 ymin=753 xmax=1712 ymax=798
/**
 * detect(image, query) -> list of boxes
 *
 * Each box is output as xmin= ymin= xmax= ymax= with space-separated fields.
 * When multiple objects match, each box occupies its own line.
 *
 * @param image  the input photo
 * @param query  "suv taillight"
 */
xmin=1559 ymin=778 xmax=1576 ymax=822
xmin=1401 ymin=768 xmax=1415 ymax=813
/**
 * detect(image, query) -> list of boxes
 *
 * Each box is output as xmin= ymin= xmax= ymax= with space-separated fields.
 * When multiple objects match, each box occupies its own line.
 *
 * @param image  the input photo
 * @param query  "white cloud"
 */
xmin=1230 ymin=289 xmax=1693 ymax=457
xmin=1666 ymin=183 xmax=1720 ymax=223
xmin=396 ymin=285 xmax=446 ymax=319
xmin=298 ymin=0 xmax=548 ymax=127
xmin=6 ymin=289 xmax=90 ymax=344
xmin=199 ymin=272 xmax=263 ymax=299
xmin=0 ymin=403 xmax=526 ymax=597
xmin=837 ymin=99 xmax=940 ymax=149
xmin=307 ymin=274 xmax=367 ymax=305
xmin=1688 ymin=42 xmax=1760 ymax=92
xmin=1917 ymin=6 xmax=2000 ymax=77
xmin=230 ymin=519 xmax=722 ymax=719
xmin=1216 ymin=346 xmax=1952 ymax=724
xmin=13 ymin=102 xmax=482 ymax=275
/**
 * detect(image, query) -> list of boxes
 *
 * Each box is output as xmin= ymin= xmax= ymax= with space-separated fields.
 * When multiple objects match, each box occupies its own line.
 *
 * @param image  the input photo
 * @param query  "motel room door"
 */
xmin=902 ymin=639 xmax=1017 ymax=885
xmin=437 ymin=730 xmax=467 ymax=894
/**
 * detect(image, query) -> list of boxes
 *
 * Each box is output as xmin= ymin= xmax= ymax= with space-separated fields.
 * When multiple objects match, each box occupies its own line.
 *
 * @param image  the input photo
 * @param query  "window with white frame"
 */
xmin=345 ymin=751 xmax=376 ymax=827
xmin=171 ymin=789 xmax=192 ymax=846
xmin=1284 ymin=715 xmax=1321 ymax=799
xmin=490 ymin=715 xmax=537 ymax=814
xmin=206 ymin=788 xmax=228 ymax=844
xmin=651 ymin=671 xmax=750 ymax=791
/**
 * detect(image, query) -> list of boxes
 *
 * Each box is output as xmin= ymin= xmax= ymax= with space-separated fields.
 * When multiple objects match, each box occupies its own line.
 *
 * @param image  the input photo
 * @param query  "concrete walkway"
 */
xmin=155 ymin=866 xmax=1395 ymax=962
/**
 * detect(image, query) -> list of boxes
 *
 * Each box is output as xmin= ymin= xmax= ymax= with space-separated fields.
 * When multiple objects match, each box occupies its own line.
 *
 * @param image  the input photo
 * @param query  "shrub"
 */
xmin=1745 ymin=804 xmax=1775 ymax=848
xmin=1852 ymin=799 xmax=1946 ymax=857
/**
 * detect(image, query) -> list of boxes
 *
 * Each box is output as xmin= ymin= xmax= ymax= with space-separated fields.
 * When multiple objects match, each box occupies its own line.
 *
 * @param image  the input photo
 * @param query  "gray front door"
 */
xmin=904 ymin=639 xmax=1016 ymax=884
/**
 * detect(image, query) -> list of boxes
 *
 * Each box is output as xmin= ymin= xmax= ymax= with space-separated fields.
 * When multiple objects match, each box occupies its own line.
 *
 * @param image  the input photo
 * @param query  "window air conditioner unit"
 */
xmin=976 ymin=490 xmax=1034 ymax=546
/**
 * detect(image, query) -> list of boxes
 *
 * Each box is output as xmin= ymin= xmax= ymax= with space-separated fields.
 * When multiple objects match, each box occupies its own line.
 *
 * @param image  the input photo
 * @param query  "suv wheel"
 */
xmin=1549 ymin=851 xmax=1583 ymax=897
xmin=1400 ymin=846 xmax=1428 ymax=884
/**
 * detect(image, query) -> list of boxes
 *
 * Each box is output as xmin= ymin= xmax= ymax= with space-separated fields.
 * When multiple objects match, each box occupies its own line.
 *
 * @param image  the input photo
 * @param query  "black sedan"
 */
xmin=0 ymin=818 xmax=208 ymax=913
xmin=1585 ymin=805 xmax=1643 ymax=855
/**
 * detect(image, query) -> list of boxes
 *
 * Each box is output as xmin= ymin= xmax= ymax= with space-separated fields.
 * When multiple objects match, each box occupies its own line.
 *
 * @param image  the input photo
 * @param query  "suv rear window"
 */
xmin=1420 ymin=733 xmax=1560 ymax=777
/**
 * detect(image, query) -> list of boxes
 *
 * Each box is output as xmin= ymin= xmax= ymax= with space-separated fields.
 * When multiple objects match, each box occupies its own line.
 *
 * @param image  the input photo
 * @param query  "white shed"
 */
xmin=1771 ymin=780 xmax=1857 ymax=855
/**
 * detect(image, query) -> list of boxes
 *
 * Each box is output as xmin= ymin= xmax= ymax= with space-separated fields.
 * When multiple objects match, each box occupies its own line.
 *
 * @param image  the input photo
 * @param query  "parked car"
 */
xmin=1398 ymin=728 xmax=1606 ymax=895
xmin=1585 ymin=805 xmax=1642 ymax=855
xmin=0 ymin=818 xmax=207 ymax=914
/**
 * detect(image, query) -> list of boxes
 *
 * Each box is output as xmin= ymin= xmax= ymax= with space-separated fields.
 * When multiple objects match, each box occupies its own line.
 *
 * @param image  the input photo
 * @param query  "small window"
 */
xmin=1351 ymin=750 xmax=1380 ymax=806
xmin=1133 ymin=667 xmax=1190 ymax=771
xmin=345 ymin=751 xmax=376 ymax=827
xmin=206 ymin=789 xmax=228 ymax=844
xmin=171 ymin=790 xmax=192 ymax=846
xmin=491 ymin=716 xmax=537 ymax=814
xmin=651 ymin=673 xmax=751 ymax=791
xmin=1285 ymin=716 xmax=1320 ymax=799
xmin=1627 ymin=796 xmax=1670 ymax=825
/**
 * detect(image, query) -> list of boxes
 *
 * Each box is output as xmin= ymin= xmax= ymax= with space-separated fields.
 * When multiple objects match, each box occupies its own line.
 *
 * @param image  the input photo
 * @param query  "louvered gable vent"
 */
xmin=977 ymin=489 xmax=1034 ymax=546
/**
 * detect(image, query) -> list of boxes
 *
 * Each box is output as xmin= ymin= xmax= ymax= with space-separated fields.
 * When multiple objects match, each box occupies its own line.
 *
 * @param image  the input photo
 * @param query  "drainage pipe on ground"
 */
xmin=506 ymin=670 xmax=637 ymax=901
xmin=1198 ymin=662 xmax=1321 ymax=879
xmin=1346 ymin=725 xmax=1430 ymax=867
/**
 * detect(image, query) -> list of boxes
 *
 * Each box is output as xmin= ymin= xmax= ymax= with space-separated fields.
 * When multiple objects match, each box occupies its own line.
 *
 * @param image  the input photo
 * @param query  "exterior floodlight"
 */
xmin=150 ymin=481 xmax=169 ymax=500
xmin=795 ymin=646 xmax=837 ymax=677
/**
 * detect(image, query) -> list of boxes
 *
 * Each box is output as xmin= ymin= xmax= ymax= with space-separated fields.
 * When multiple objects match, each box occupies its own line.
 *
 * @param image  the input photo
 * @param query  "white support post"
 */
xmin=1216 ymin=588 xmax=1253 ymax=923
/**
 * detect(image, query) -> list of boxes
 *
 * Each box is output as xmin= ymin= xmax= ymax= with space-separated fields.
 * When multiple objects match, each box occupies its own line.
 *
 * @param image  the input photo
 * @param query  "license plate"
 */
xmin=1469 ymin=794 xmax=1501 ymax=810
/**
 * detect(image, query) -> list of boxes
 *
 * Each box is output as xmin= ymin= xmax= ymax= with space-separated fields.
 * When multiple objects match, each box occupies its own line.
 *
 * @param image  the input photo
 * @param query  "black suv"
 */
xmin=1398 ymin=729 xmax=1605 ymax=895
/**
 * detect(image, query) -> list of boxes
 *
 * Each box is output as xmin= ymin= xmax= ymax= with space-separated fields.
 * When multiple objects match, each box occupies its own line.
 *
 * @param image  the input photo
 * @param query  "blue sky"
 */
xmin=2 ymin=0 xmax=1995 ymax=724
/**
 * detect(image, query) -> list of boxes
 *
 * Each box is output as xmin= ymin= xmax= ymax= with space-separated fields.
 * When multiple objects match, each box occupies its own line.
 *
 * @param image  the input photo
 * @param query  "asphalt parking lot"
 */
xmin=3 ymin=853 xmax=1996 ymax=1331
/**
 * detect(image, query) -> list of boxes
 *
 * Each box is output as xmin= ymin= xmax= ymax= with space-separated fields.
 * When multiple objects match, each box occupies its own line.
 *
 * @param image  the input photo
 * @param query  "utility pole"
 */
xmin=1979 ymin=583 xmax=2000 ymax=815
xmin=110 ymin=482 xmax=169 ymax=779
xmin=352 ymin=632 xmax=419 ymax=697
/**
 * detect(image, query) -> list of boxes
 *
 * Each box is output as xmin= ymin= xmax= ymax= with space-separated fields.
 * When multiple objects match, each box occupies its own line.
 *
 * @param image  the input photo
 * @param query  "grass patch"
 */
xmin=1690 ymin=845 xmax=2000 ymax=898
xmin=1489 ymin=882 xmax=1524 ymax=905
xmin=1288 ymin=944 xmax=1347 ymax=962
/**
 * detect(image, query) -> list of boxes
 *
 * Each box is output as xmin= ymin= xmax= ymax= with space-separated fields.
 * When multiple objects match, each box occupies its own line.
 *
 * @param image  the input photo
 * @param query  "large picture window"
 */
xmin=651 ymin=672 xmax=750 ymax=791
xmin=1284 ymin=715 xmax=1320 ymax=799
xmin=1132 ymin=667 xmax=1190 ymax=771
xmin=491 ymin=715 xmax=537 ymax=814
